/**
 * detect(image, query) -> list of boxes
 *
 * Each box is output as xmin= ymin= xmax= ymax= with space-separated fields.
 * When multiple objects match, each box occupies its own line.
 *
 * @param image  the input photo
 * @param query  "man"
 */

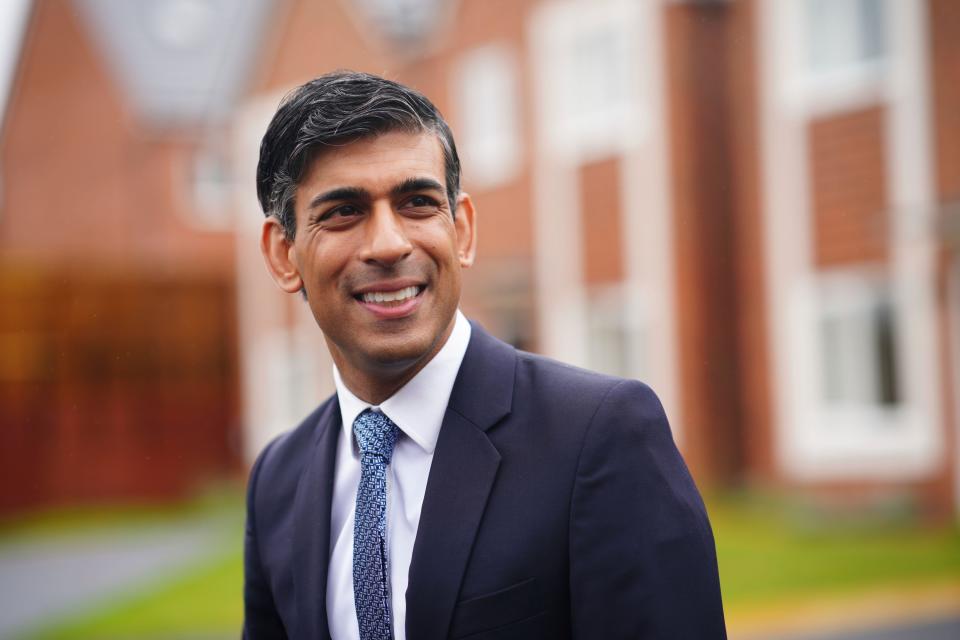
xmin=246 ymin=70 xmax=726 ymax=640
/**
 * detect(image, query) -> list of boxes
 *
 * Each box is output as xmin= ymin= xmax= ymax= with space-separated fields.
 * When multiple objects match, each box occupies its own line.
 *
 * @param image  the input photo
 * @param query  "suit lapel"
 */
xmin=292 ymin=399 xmax=341 ymax=640
xmin=405 ymin=325 xmax=517 ymax=640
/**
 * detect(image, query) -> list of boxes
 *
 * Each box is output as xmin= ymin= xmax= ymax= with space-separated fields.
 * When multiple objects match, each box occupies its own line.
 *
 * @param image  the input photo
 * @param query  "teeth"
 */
xmin=362 ymin=286 xmax=419 ymax=304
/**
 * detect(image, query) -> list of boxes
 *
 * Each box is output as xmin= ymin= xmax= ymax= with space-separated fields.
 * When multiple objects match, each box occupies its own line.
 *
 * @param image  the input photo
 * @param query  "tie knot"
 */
xmin=353 ymin=410 xmax=400 ymax=462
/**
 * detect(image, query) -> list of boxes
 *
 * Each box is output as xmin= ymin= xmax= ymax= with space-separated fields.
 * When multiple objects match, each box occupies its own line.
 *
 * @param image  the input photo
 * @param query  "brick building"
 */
xmin=2 ymin=0 xmax=958 ymax=518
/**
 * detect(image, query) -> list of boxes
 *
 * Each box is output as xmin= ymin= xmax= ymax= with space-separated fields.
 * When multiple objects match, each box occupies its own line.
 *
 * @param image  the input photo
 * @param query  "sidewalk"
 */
xmin=0 ymin=516 xmax=229 ymax=639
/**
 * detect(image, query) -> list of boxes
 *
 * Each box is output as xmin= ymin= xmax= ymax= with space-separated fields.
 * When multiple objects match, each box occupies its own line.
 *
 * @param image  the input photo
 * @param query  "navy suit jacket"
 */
xmin=244 ymin=323 xmax=727 ymax=639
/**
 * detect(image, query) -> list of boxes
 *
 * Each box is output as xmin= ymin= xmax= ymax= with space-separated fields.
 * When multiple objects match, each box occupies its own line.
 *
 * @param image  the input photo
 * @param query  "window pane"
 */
xmin=586 ymin=288 xmax=631 ymax=378
xmin=805 ymin=0 xmax=886 ymax=72
xmin=859 ymin=0 xmax=886 ymax=61
xmin=818 ymin=276 xmax=901 ymax=408
xmin=873 ymin=298 xmax=900 ymax=406
xmin=568 ymin=27 xmax=626 ymax=121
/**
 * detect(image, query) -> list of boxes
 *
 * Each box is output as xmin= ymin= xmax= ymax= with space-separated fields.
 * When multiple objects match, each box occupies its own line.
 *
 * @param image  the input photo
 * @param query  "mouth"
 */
xmin=355 ymin=285 xmax=424 ymax=306
xmin=353 ymin=284 xmax=426 ymax=319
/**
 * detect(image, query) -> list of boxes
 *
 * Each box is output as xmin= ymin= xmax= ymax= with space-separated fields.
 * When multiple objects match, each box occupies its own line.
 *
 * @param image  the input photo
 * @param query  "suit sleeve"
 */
xmin=243 ymin=441 xmax=288 ymax=640
xmin=568 ymin=380 xmax=727 ymax=639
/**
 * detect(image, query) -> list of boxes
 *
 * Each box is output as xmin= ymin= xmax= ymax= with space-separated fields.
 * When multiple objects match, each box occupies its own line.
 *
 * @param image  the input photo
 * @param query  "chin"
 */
xmin=363 ymin=333 xmax=436 ymax=371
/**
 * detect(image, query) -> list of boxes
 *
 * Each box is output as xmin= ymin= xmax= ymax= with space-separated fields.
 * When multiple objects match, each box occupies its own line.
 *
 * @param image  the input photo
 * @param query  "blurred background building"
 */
xmin=0 ymin=0 xmax=958 ymax=523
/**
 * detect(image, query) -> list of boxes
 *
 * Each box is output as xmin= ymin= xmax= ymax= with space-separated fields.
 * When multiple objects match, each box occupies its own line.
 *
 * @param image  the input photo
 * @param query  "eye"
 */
xmin=315 ymin=204 xmax=364 ymax=228
xmin=322 ymin=204 xmax=361 ymax=220
xmin=403 ymin=194 xmax=441 ymax=209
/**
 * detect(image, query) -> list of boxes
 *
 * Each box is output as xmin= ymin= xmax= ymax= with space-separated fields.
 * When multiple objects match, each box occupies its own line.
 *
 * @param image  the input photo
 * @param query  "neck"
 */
xmin=338 ymin=362 xmax=422 ymax=405
xmin=334 ymin=315 xmax=457 ymax=405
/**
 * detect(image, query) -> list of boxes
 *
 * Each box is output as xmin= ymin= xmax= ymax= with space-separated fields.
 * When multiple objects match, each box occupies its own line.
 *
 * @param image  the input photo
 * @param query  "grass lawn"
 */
xmin=0 ymin=484 xmax=243 ymax=544
xmin=710 ymin=494 xmax=960 ymax=616
xmin=13 ymin=491 xmax=960 ymax=639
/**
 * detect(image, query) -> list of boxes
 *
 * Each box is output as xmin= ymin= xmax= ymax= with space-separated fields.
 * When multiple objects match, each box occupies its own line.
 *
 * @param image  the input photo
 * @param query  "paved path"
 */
xmin=773 ymin=614 xmax=960 ymax=640
xmin=0 ymin=519 xmax=228 ymax=639
xmin=733 ymin=582 xmax=960 ymax=640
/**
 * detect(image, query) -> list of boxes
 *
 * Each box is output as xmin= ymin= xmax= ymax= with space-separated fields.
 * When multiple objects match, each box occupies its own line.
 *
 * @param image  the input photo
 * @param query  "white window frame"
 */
xmin=813 ymin=269 xmax=904 ymax=414
xmin=779 ymin=0 xmax=892 ymax=116
xmin=531 ymin=0 xmax=647 ymax=163
xmin=585 ymin=283 xmax=649 ymax=381
xmin=785 ymin=272 xmax=931 ymax=477
xmin=451 ymin=43 xmax=522 ymax=190
xmin=185 ymin=143 xmax=234 ymax=229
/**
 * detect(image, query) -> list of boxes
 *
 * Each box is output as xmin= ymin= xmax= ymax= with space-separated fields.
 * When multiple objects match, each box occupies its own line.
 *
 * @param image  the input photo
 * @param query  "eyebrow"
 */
xmin=305 ymin=177 xmax=446 ymax=211
xmin=390 ymin=177 xmax=445 ymax=197
xmin=306 ymin=186 xmax=370 ymax=211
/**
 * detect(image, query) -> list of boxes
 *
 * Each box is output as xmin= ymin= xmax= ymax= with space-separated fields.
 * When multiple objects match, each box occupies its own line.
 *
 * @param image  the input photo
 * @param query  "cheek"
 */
xmin=299 ymin=239 xmax=350 ymax=280
xmin=410 ymin=217 xmax=456 ymax=243
xmin=418 ymin=227 xmax=460 ymax=262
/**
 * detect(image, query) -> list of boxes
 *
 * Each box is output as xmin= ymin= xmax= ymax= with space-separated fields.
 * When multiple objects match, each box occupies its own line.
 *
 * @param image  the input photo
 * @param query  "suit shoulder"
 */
xmin=249 ymin=395 xmax=338 ymax=495
xmin=514 ymin=348 xmax=657 ymax=408
xmin=512 ymin=349 xmax=670 ymax=449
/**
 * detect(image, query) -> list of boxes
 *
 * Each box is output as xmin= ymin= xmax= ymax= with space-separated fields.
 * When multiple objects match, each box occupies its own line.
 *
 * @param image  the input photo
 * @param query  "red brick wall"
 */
xmin=809 ymin=106 xmax=889 ymax=268
xmin=929 ymin=0 xmax=960 ymax=519
xmin=930 ymin=0 xmax=960 ymax=203
xmin=665 ymin=1 xmax=750 ymax=486
xmin=725 ymin=0 xmax=776 ymax=484
xmin=256 ymin=0 xmax=387 ymax=94
xmin=579 ymin=157 xmax=624 ymax=286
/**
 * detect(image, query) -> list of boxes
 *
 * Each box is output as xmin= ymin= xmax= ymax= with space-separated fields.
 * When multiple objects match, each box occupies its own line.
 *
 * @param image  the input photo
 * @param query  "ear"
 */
xmin=260 ymin=217 xmax=304 ymax=294
xmin=453 ymin=192 xmax=477 ymax=268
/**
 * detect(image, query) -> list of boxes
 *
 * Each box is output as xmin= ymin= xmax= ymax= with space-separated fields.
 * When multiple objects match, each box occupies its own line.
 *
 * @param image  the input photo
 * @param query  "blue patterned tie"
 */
xmin=353 ymin=409 xmax=400 ymax=640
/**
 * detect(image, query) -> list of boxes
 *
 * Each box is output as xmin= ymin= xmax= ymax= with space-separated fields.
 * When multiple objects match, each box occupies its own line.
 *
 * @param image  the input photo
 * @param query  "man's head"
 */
xmin=256 ymin=70 xmax=462 ymax=240
xmin=257 ymin=71 xmax=477 ymax=403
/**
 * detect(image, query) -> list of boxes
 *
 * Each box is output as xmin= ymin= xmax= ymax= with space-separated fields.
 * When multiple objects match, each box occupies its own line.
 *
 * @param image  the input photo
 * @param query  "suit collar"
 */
xmin=405 ymin=322 xmax=516 ymax=640
xmin=446 ymin=320 xmax=516 ymax=431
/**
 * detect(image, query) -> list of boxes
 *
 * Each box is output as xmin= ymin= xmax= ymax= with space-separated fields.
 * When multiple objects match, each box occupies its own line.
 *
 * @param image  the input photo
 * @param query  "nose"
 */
xmin=360 ymin=201 xmax=413 ymax=266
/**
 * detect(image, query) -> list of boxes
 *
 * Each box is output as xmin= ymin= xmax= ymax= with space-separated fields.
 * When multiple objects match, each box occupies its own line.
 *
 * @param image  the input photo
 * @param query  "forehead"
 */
xmin=297 ymin=130 xmax=445 ymax=196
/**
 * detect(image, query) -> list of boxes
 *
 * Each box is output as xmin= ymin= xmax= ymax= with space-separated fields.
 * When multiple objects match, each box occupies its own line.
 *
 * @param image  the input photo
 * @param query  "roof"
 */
xmin=73 ymin=0 xmax=274 ymax=129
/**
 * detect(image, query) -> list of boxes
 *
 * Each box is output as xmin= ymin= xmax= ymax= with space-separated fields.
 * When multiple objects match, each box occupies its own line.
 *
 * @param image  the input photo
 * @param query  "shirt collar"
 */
xmin=333 ymin=310 xmax=472 ymax=454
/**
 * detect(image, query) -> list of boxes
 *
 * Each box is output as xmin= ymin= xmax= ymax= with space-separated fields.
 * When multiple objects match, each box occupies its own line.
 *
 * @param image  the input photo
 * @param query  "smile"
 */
xmin=354 ymin=284 xmax=426 ymax=319
xmin=360 ymin=285 xmax=421 ymax=305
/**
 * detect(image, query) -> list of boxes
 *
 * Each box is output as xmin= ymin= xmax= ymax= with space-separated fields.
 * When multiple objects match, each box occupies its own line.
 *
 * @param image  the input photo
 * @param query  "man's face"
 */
xmin=271 ymin=131 xmax=475 ymax=395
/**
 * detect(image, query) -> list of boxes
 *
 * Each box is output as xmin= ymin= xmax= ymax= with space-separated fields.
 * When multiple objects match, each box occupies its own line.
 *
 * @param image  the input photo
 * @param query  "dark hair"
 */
xmin=256 ymin=70 xmax=461 ymax=239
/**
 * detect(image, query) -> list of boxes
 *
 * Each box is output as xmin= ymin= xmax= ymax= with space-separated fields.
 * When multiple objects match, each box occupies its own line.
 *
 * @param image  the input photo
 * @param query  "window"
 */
xmin=585 ymin=285 xmax=645 ymax=379
xmin=804 ymin=0 xmax=886 ymax=74
xmin=189 ymin=145 xmax=233 ymax=228
xmin=562 ymin=27 xmax=629 ymax=131
xmin=772 ymin=0 xmax=893 ymax=121
xmin=452 ymin=44 xmax=521 ymax=189
xmin=534 ymin=0 xmax=642 ymax=160
xmin=352 ymin=0 xmax=448 ymax=45
xmin=817 ymin=272 xmax=900 ymax=408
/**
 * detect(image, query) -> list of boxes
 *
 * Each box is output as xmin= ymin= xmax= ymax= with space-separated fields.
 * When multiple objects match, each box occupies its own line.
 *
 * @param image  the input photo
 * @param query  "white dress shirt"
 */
xmin=326 ymin=310 xmax=472 ymax=640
